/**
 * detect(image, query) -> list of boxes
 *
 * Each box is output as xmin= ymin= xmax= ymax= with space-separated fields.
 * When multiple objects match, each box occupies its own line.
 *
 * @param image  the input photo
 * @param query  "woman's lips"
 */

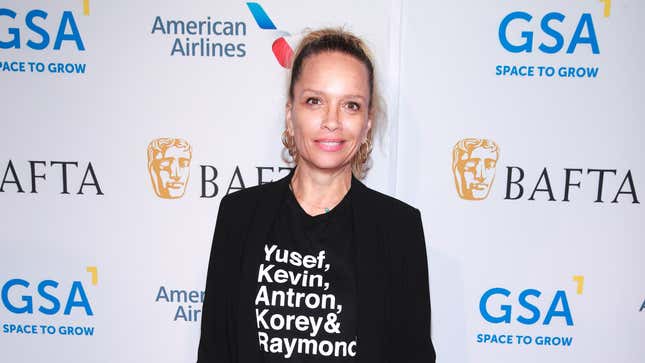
xmin=315 ymin=139 xmax=345 ymax=152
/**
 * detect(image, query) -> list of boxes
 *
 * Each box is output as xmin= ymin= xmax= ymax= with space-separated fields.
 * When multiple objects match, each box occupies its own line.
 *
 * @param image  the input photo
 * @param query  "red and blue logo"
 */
xmin=246 ymin=2 xmax=294 ymax=68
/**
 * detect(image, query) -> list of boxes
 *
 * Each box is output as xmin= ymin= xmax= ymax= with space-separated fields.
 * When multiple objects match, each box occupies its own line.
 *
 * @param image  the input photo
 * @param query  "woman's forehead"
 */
xmin=295 ymin=51 xmax=370 ymax=95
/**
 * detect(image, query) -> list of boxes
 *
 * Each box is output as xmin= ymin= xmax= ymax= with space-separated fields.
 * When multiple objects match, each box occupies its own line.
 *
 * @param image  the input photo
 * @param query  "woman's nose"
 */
xmin=322 ymin=103 xmax=341 ymax=131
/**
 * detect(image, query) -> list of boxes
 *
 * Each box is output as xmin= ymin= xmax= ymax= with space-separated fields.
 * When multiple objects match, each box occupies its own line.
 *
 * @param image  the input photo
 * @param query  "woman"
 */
xmin=197 ymin=28 xmax=435 ymax=363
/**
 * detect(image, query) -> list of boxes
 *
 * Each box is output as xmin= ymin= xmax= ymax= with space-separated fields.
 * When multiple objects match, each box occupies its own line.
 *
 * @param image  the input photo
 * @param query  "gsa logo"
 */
xmin=495 ymin=1 xmax=610 ymax=79
xmin=476 ymin=276 xmax=584 ymax=347
xmin=479 ymin=287 xmax=573 ymax=326
xmin=499 ymin=12 xmax=598 ymax=55
xmin=0 ymin=0 xmax=89 ymax=51
xmin=0 ymin=1 xmax=89 ymax=75
xmin=1 ymin=267 xmax=98 ymax=337
xmin=1 ymin=267 xmax=97 ymax=316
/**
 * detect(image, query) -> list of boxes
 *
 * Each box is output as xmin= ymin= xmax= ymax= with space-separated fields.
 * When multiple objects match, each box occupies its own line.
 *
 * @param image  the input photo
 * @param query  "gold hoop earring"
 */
xmin=357 ymin=138 xmax=372 ymax=165
xmin=281 ymin=129 xmax=297 ymax=161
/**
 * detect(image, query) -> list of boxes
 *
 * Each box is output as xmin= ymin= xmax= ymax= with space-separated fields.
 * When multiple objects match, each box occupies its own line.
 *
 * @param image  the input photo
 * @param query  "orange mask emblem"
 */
xmin=147 ymin=138 xmax=192 ymax=199
xmin=452 ymin=138 xmax=499 ymax=201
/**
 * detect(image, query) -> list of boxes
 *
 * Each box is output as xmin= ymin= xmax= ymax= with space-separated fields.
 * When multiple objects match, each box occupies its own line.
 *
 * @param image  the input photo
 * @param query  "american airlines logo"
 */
xmin=246 ymin=2 xmax=295 ymax=68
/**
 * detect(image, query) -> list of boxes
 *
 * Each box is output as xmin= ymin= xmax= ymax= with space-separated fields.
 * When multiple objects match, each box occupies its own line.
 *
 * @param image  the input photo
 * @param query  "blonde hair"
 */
xmin=282 ymin=27 xmax=384 ymax=179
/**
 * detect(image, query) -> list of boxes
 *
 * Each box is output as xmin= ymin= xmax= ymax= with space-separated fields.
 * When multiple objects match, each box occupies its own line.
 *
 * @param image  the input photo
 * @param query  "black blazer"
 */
xmin=197 ymin=170 xmax=436 ymax=363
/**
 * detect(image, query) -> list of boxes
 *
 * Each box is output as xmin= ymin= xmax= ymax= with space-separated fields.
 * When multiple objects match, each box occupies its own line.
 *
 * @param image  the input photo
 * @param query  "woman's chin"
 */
xmin=299 ymin=157 xmax=353 ymax=173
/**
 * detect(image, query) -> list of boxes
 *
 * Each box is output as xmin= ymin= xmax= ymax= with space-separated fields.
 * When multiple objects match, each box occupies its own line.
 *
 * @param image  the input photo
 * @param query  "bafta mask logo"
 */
xmin=147 ymin=138 xmax=192 ymax=199
xmin=452 ymin=138 xmax=500 ymax=201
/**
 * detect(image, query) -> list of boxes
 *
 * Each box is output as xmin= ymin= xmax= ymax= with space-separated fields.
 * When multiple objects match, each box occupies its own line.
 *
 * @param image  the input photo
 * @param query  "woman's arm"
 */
xmin=388 ymin=207 xmax=436 ymax=362
xmin=197 ymin=196 xmax=234 ymax=363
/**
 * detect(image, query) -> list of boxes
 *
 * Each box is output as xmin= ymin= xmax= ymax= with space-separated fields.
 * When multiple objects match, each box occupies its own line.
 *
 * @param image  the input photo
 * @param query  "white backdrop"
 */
xmin=1 ymin=0 xmax=643 ymax=362
xmin=396 ymin=0 xmax=644 ymax=362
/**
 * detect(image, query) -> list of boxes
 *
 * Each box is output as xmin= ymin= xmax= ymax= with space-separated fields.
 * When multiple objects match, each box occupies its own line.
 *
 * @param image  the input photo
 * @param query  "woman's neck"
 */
xmin=290 ymin=164 xmax=352 ymax=216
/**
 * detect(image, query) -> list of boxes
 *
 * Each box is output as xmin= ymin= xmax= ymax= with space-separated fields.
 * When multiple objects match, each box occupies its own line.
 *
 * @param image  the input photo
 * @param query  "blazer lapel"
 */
xmin=236 ymin=170 xmax=292 ymax=363
xmin=244 ymin=170 xmax=293 ymax=248
xmin=351 ymin=176 xmax=387 ymax=363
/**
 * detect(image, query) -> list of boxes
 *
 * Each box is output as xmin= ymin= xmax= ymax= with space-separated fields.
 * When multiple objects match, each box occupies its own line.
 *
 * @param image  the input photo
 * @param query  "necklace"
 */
xmin=289 ymin=181 xmax=331 ymax=213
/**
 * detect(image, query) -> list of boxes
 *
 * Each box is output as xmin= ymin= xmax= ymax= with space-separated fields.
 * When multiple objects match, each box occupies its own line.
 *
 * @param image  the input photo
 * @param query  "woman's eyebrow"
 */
xmin=300 ymin=88 xmax=366 ymax=101
xmin=300 ymin=88 xmax=323 ymax=95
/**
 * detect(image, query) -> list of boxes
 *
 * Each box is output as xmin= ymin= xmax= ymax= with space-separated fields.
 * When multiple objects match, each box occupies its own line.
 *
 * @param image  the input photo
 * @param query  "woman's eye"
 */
xmin=306 ymin=97 xmax=321 ymax=105
xmin=346 ymin=102 xmax=361 ymax=111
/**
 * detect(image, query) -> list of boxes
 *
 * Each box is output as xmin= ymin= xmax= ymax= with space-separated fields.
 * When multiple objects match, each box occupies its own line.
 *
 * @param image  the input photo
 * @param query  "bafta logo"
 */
xmin=452 ymin=138 xmax=500 ymax=200
xmin=147 ymin=138 xmax=192 ymax=199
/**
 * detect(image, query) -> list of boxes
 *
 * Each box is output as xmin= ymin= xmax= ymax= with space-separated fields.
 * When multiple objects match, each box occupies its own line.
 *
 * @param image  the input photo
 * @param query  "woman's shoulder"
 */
xmin=353 ymin=179 xmax=420 ymax=218
xmin=354 ymin=181 xmax=426 ymax=252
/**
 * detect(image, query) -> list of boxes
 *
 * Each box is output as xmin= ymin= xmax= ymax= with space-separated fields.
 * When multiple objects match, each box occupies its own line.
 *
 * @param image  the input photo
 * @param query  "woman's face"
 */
xmin=286 ymin=51 xmax=372 ymax=176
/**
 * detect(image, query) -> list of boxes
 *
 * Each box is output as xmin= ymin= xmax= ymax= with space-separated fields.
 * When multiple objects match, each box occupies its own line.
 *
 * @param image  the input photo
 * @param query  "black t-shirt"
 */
xmin=253 ymin=186 xmax=358 ymax=362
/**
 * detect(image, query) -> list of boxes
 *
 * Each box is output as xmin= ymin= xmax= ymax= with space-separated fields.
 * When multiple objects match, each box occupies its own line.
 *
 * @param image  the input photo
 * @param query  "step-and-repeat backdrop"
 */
xmin=1 ymin=0 xmax=643 ymax=362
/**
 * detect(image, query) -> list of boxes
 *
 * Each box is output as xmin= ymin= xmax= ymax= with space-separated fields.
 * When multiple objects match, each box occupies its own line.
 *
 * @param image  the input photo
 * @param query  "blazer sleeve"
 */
xmin=197 ymin=195 xmax=234 ymax=363
xmin=389 ymin=207 xmax=436 ymax=362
